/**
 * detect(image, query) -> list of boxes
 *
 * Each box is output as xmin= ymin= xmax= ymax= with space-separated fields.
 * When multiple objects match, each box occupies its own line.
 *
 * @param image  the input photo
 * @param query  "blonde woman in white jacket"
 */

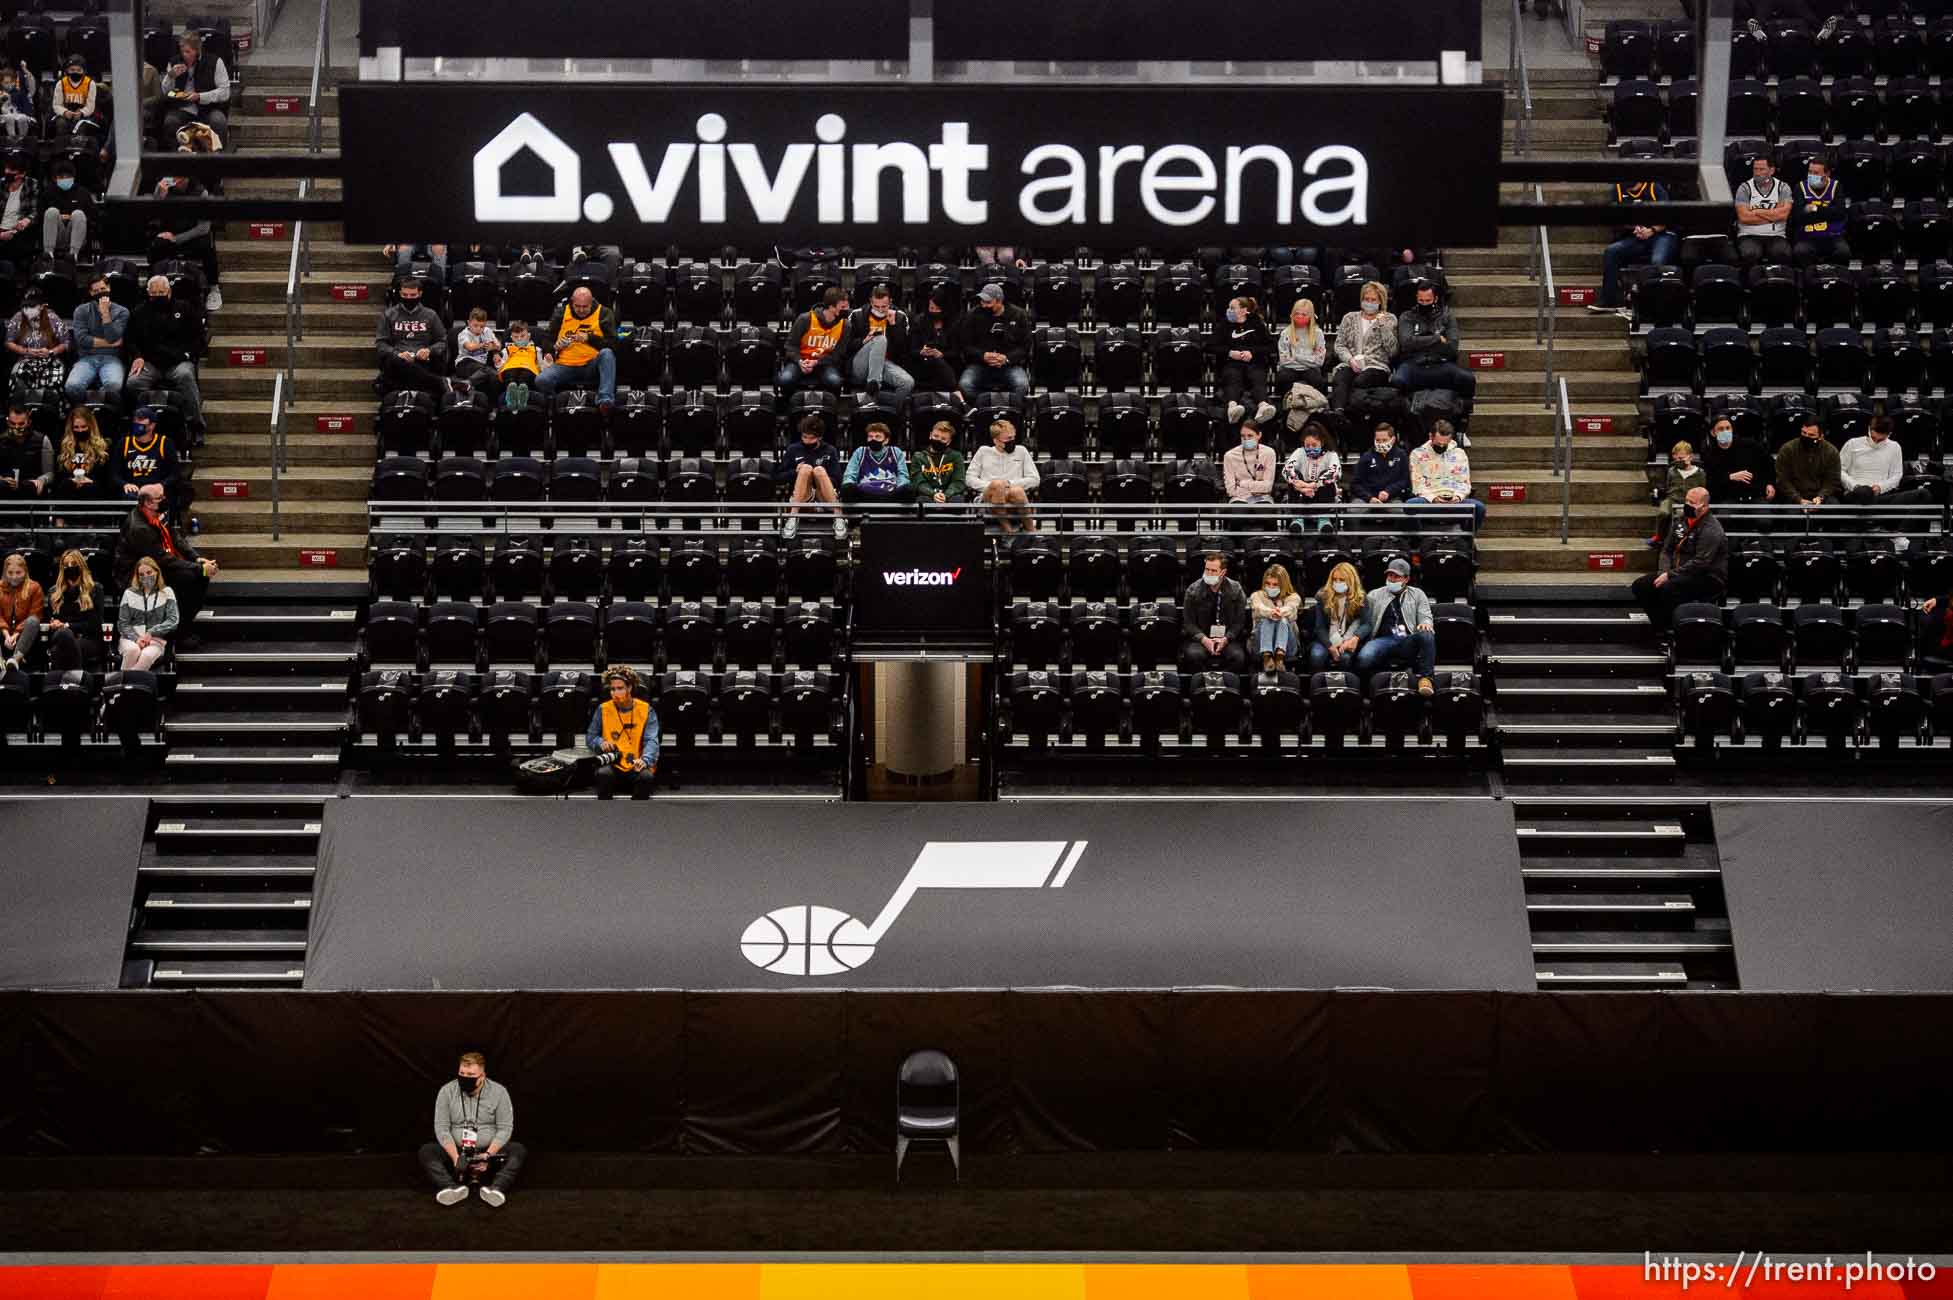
xmin=117 ymin=555 xmax=177 ymax=670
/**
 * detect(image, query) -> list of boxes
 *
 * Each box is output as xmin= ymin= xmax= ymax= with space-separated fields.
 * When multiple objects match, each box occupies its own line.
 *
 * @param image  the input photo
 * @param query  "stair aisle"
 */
xmin=1512 ymin=799 xmax=1739 ymax=989
xmin=1487 ymin=601 xmax=1679 ymax=775
xmin=122 ymin=796 xmax=326 ymax=987
xmin=163 ymin=581 xmax=359 ymax=777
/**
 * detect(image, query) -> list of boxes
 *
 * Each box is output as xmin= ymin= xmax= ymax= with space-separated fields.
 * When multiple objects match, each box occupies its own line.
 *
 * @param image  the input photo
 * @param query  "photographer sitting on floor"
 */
xmin=585 ymin=664 xmax=659 ymax=800
xmin=419 ymin=1051 xmax=523 ymax=1207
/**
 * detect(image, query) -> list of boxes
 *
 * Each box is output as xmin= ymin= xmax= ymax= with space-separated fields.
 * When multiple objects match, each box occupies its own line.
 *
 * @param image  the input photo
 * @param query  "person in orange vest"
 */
xmin=584 ymin=665 xmax=659 ymax=800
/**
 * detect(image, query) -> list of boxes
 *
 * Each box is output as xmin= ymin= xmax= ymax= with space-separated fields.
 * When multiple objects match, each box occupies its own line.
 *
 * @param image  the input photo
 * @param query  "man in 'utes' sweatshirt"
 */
xmin=1776 ymin=415 xmax=1844 ymax=506
xmin=419 ymin=1052 xmax=525 ymax=1207
xmin=775 ymin=414 xmax=848 ymax=540
xmin=964 ymin=417 xmax=1040 ymax=533
xmin=841 ymin=420 xmax=914 ymax=504
xmin=374 ymin=277 xmax=449 ymax=400
xmin=1839 ymin=417 xmax=1931 ymax=505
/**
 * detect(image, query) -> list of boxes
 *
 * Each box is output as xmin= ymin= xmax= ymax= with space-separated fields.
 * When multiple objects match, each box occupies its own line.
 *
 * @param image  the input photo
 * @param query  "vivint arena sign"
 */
xmin=341 ymin=83 xmax=1502 ymax=247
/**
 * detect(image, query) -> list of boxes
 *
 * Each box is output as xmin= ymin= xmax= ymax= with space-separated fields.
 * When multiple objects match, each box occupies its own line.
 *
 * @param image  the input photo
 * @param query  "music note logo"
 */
xmin=739 ymin=840 xmax=1088 ymax=976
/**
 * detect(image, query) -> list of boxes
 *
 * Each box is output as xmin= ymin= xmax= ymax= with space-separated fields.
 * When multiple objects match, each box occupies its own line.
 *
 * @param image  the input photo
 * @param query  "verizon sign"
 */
xmin=882 ymin=567 xmax=964 ymax=587
xmin=854 ymin=522 xmax=989 ymax=634
xmin=341 ymin=84 xmax=1502 ymax=247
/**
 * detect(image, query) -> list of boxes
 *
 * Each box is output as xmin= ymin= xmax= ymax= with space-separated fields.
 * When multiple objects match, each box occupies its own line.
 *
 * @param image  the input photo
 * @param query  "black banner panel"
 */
xmin=853 ymin=522 xmax=990 ymax=634
xmin=1715 ymin=800 xmax=1953 ymax=993
xmin=359 ymin=0 xmax=911 ymax=60
xmin=937 ymin=0 xmax=1483 ymax=64
xmin=305 ymin=798 xmax=1534 ymax=992
xmin=339 ymin=83 xmax=1503 ymax=249
xmin=0 ymin=797 xmax=146 ymax=990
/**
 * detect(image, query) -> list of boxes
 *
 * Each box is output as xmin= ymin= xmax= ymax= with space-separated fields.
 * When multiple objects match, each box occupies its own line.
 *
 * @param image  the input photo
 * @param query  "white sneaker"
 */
xmin=1226 ymin=400 xmax=1244 ymax=424
xmin=435 ymin=1185 xmax=469 ymax=1206
xmin=832 ymin=516 xmax=850 ymax=539
xmin=782 ymin=516 xmax=799 ymax=540
xmin=479 ymin=1187 xmax=506 ymax=1207
xmin=204 ymin=286 xmax=222 ymax=312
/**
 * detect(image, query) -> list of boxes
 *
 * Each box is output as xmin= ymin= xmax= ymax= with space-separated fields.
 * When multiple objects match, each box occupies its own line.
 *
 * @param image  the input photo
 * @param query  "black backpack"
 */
xmin=513 ymin=748 xmax=591 ymax=795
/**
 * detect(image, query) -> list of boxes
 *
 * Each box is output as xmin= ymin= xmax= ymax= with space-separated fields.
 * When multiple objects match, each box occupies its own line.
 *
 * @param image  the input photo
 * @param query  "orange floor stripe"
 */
xmin=1406 ymin=1264 xmax=1580 ymax=1300
xmin=430 ymin=1262 xmax=601 ymax=1300
xmin=1249 ymin=1263 xmax=1417 ymax=1300
xmin=267 ymin=1263 xmax=441 ymax=1300
xmin=759 ymin=1262 xmax=1088 ymax=1300
xmin=594 ymin=1263 xmax=764 ymax=1300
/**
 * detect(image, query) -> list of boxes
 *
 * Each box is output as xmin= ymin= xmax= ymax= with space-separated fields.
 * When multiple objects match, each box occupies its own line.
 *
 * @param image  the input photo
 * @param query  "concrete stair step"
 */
xmin=197 ymin=499 xmax=367 ymax=533
xmin=1445 ymin=247 xmax=1605 ymax=274
xmin=1476 ymin=535 xmax=1658 ymax=573
xmin=193 ymin=466 xmax=370 ymax=500
xmin=193 ymin=532 xmax=368 ymax=569
xmin=1468 ymin=435 xmax=1649 ymax=468
xmin=1503 ymin=119 xmax=1611 ymax=144
xmin=1451 ymin=307 xmax=1628 ymax=338
xmin=204 ymin=335 xmax=372 ymax=368
xmin=223 ymin=302 xmax=374 ymax=331
xmin=1473 ymin=401 xmax=1640 ymax=435
xmin=1481 ymin=503 xmax=1647 ymax=536
xmin=1449 ymin=276 xmax=1568 ymax=309
xmin=1476 ymin=369 xmax=1640 ymax=399
xmin=202 ymin=367 xmax=372 ymax=399
xmin=229 ymin=117 xmax=341 ymax=142
xmin=1464 ymin=338 xmax=1634 ymax=371
xmin=218 ymin=241 xmax=383 ymax=272
xmin=1472 ymin=468 xmax=1650 ymax=505
xmin=231 ymin=178 xmax=343 ymax=200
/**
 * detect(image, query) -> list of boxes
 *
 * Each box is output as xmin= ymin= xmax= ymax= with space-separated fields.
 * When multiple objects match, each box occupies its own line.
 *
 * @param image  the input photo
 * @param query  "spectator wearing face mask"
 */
xmin=1650 ymin=440 xmax=1704 ymax=547
xmin=116 ymin=554 xmax=176 ymax=670
xmin=779 ymin=286 xmax=848 ymax=404
xmin=1408 ymin=420 xmax=1485 ymax=529
xmin=1213 ymin=296 xmax=1274 ymax=424
xmin=374 ymin=277 xmax=449 ymax=400
xmin=585 ymin=665 xmax=658 ymax=801
xmin=912 ymin=421 xmax=967 ymax=505
xmin=0 ymin=402 xmax=51 ymax=500
xmin=1355 ymin=558 xmax=1436 ymax=696
xmin=111 ymin=406 xmax=186 ymax=514
xmin=1391 ymin=280 xmax=1476 ymax=403
xmin=1839 ymin=416 xmax=1934 ymax=506
xmin=965 ymin=418 xmax=1040 ymax=533
xmin=1350 ymin=421 xmax=1411 ymax=505
xmin=0 ymin=550 xmax=42 ymax=670
xmin=1273 ymin=297 xmax=1328 ymax=395
xmin=0 ymin=151 xmax=38 ymax=270
xmin=776 ymin=414 xmax=848 ymax=541
xmin=1281 ymin=422 xmax=1342 ymax=514
xmin=495 ymin=319 xmax=542 ymax=410
xmin=126 ymin=275 xmax=206 ymax=430
xmin=150 ymin=154 xmax=221 ymax=311
xmin=840 ymin=283 xmax=916 ymax=410
xmin=0 ymin=69 xmax=32 ymax=142
xmin=7 ymin=288 xmax=71 ymax=401
xmin=1329 ymin=280 xmax=1397 ymax=410
xmin=955 ymin=283 xmax=1033 ymax=400
xmin=1700 ymin=416 xmax=1775 ymax=506
xmin=116 ymin=481 xmax=216 ymax=633
xmin=66 ymin=275 xmax=126 ymax=405
xmin=47 ymin=55 xmax=99 ymax=141
xmin=841 ymin=422 xmax=914 ymax=504
xmin=1180 ymin=550 xmax=1249 ymax=674
xmin=1310 ymin=562 xmax=1369 ymax=673
xmin=41 ymin=160 xmax=93 ymax=261
xmin=909 ymin=286 xmax=962 ymax=394
xmin=1222 ymin=417 xmax=1278 ymax=504
xmin=54 ymin=407 xmax=111 ymax=500
xmin=1776 ymin=415 xmax=1843 ymax=507
xmin=1248 ymin=563 xmax=1302 ymax=673
xmin=44 ymin=548 xmax=104 ymax=671
xmin=1791 ymin=158 xmax=1850 ymax=268
xmin=421 ymin=1052 xmax=523 ymax=1207
xmin=1631 ymin=487 xmax=1725 ymax=633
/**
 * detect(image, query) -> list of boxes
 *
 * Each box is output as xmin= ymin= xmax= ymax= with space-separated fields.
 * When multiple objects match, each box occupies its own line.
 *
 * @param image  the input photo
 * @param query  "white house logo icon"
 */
xmin=740 ymin=840 xmax=1087 ymax=976
xmin=475 ymin=112 xmax=591 ymax=224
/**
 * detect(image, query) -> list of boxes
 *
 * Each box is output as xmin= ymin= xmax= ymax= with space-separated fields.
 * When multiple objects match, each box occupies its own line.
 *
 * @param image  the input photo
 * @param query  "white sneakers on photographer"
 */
xmin=435 ymin=1184 xmax=469 ymax=1206
xmin=479 ymin=1187 xmax=507 ymax=1207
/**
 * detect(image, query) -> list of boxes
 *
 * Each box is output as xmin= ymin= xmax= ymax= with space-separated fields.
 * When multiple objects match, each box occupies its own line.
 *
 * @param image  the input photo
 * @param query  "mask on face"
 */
xmin=871 ymin=306 xmax=888 ymax=319
xmin=1809 ymin=171 xmax=1824 ymax=184
xmin=1263 ymin=584 xmax=1280 ymax=598
xmin=1684 ymin=503 xmax=1699 ymax=520
xmin=139 ymin=574 xmax=156 ymax=590
xmin=91 ymin=288 xmax=109 ymax=301
xmin=2 ymin=570 xmax=19 ymax=588
xmin=1386 ymin=578 xmax=1405 ymax=592
xmin=1374 ymin=442 xmax=1392 ymax=454
xmin=1241 ymin=435 xmax=1257 ymax=450
xmin=1226 ymin=308 xmax=1243 ymax=324
xmin=1331 ymin=580 xmax=1349 ymax=595
xmin=1201 ymin=573 xmax=1222 ymax=588
xmin=1714 ymin=429 xmax=1733 ymax=447
xmin=55 ymin=178 xmax=73 ymax=192
xmin=1431 ymin=439 xmax=1450 ymax=453
xmin=458 ymin=1074 xmax=478 ymax=1093
xmin=929 ymin=437 xmax=949 ymax=450
xmin=148 ymin=294 xmax=170 ymax=306
xmin=63 ymin=564 xmax=81 ymax=581
xmin=1360 ymin=301 xmax=1380 ymax=316
xmin=1304 ymin=446 xmax=1322 ymax=459
xmin=868 ymin=439 xmax=886 ymax=450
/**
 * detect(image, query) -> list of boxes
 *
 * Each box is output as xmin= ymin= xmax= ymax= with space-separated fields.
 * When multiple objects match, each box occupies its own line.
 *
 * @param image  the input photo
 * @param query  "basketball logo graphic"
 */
xmin=739 ymin=840 xmax=1087 ymax=977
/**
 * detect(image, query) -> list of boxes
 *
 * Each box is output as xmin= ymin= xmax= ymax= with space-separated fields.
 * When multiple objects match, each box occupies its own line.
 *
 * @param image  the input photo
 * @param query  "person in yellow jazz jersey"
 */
xmin=534 ymin=285 xmax=619 ymax=411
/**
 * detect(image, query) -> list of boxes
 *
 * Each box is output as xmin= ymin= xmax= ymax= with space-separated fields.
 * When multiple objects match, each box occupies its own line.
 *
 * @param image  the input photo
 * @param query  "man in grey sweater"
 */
xmin=418 ymin=1051 xmax=524 ymax=1206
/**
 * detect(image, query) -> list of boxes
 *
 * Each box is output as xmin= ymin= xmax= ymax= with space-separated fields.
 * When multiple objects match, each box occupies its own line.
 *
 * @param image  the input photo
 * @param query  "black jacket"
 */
xmin=1349 ymin=446 xmax=1411 ymax=501
xmin=955 ymin=304 xmax=1033 ymax=368
xmin=1180 ymin=576 xmax=1250 ymax=642
xmin=115 ymin=503 xmax=201 ymax=586
xmin=840 ymin=306 xmax=912 ymax=367
xmin=1701 ymin=436 xmax=1774 ymax=504
xmin=126 ymin=298 xmax=197 ymax=370
xmin=1397 ymin=302 xmax=1462 ymax=367
xmin=1665 ymin=510 xmax=1728 ymax=591
xmin=1208 ymin=315 xmax=1274 ymax=368
xmin=45 ymin=581 xmax=105 ymax=647
xmin=0 ymin=428 xmax=52 ymax=493
xmin=773 ymin=439 xmax=843 ymax=483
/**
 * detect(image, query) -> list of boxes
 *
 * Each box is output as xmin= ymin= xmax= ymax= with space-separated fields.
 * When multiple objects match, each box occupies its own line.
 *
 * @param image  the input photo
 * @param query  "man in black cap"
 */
xmin=955 ymin=282 xmax=1032 ymax=401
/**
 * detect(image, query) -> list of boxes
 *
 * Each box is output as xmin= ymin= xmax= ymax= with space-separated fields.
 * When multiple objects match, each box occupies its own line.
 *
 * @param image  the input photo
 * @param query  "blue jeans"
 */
xmin=536 ymin=350 xmax=616 ymax=405
xmin=1255 ymin=619 xmax=1295 ymax=657
xmin=1355 ymin=630 xmax=1435 ymax=680
xmin=1600 ymin=231 xmax=1678 ymax=307
xmin=777 ymin=358 xmax=844 ymax=403
xmin=1308 ymin=640 xmax=1360 ymax=673
xmin=959 ymin=362 xmax=1031 ymax=400
xmin=66 ymin=354 xmax=125 ymax=403
xmin=1408 ymin=495 xmax=1486 ymax=529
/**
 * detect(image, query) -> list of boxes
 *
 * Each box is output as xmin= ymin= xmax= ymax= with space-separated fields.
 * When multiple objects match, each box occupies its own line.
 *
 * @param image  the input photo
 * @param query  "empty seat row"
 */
xmin=0 ymin=668 xmax=163 ymax=746
xmin=1003 ymin=668 xmax=1486 ymax=750
xmin=1631 ymin=261 xmax=1953 ymax=332
xmin=1601 ymin=15 xmax=1953 ymax=85
xmin=1640 ymin=322 xmax=1953 ymax=394
xmin=1720 ymin=536 xmax=1953 ymax=604
xmin=1672 ymin=601 xmax=1919 ymax=670
xmin=1614 ymin=74 xmax=1953 ymax=144
xmin=1675 ymin=667 xmax=1953 ymax=748
xmin=355 ymin=667 xmax=841 ymax=748
xmin=368 ymin=532 xmax=845 ymax=603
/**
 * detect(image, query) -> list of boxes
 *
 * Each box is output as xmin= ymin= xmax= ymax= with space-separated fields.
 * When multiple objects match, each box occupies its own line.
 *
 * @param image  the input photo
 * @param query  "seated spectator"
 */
xmin=775 ymin=414 xmax=847 ymax=541
xmin=909 ymin=287 xmax=961 ymax=394
xmin=0 ymin=550 xmax=41 ymax=669
xmin=421 ymin=1052 xmax=524 ymax=1207
xmin=0 ymin=68 xmax=31 ymax=142
xmin=1248 ymin=563 xmax=1302 ymax=672
xmin=1272 ymin=296 xmax=1327 ymax=397
xmin=1281 ymin=421 xmax=1342 ymax=521
xmin=0 ymin=402 xmax=50 ymax=499
xmin=1650 ymin=439 xmax=1703 ymax=547
xmin=373 ymin=276 xmax=449 ymax=401
xmin=912 ymin=420 xmax=967 ymax=506
xmin=1391 ymin=279 xmax=1476 ymax=403
xmin=1354 ymin=558 xmax=1435 ymax=695
xmin=126 ymin=275 xmax=207 ymax=432
xmin=778 ymin=287 xmax=847 ymax=403
xmin=7 ymin=288 xmax=71 ymax=400
xmin=1593 ymin=179 xmax=1675 ymax=314
xmin=841 ymin=421 xmax=914 ymax=504
xmin=150 ymin=155 xmax=221 ymax=311
xmin=1223 ymin=414 xmax=1278 ymax=504
xmin=495 ymin=318 xmax=541 ymax=410
xmin=44 ymin=548 xmax=104 ymax=671
xmin=115 ymin=482 xmax=216 ymax=634
xmin=1310 ymin=561 xmax=1369 ymax=673
xmin=964 ymin=418 xmax=1039 ymax=534
xmin=160 ymin=32 xmax=230 ymax=143
xmin=54 ymin=406 xmax=111 ymax=500
xmin=585 ymin=665 xmax=659 ymax=801
xmin=1408 ymin=419 xmax=1485 ymax=528
xmin=112 ymin=406 xmax=187 ymax=514
xmin=1921 ymin=591 xmax=1953 ymax=673
xmin=1630 ymin=486 xmax=1725 ymax=632
xmin=1732 ymin=155 xmax=1793 ymax=267
xmin=136 ymin=59 xmax=162 ymax=141
xmin=453 ymin=308 xmax=500 ymax=393
xmin=840 ymin=283 xmax=915 ymax=410
xmin=65 ymin=274 xmax=125 ymax=405
xmin=42 ymin=159 xmax=93 ymax=261
xmin=1328 ymin=280 xmax=1396 ymax=410
xmin=1350 ymin=421 xmax=1410 ymax=505
xmin=1213 ymin=296 xmax=1274 ymax=423
xmin=0 ymin=152 xmax=35 ymax=271
xmin=1840 ymin=417 xmax=1933 ymax=506
xmin=536 ymin=285 xmax=618 ymax=411
xmin=1700 ymin=415 xmax=1774 ymax=505
xmin=1776 ymin=414 xmax=1842 ymax=507
xmin=955 ymin=283 xmax=1032 ymax=400
xmin=116 ymin=554 xmax=176 ymax=670
xmin=1791 ymin=157 xmax=1849 ymax=267
xmin=386 ymin=243 xmax=450 ymax=285
xmin=47 ymin=55 xmax=100 ymax=141
xmin=1179 ymin=550 xmax=1249 ymax=674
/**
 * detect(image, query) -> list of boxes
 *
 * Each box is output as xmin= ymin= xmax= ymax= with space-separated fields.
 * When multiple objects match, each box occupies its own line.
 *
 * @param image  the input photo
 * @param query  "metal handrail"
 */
xmin=1506 ymin=0 xmax=1535 ymax=159
xmin=1556 ymin=375 xmax=1573 ymax=544
xmin=270 ymin=370 xmax=287 ymax=540
xmin=1538 ymin=187 xmax=1558 ymax=404
xmin=272 ymin=0 xmax=332 ymax=544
